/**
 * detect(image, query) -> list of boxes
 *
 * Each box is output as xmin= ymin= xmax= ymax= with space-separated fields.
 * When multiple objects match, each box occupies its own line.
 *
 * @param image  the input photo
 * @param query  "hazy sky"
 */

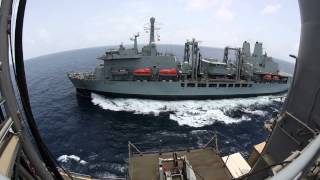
xmin=24 ymin=0 xmax=300 ymax=62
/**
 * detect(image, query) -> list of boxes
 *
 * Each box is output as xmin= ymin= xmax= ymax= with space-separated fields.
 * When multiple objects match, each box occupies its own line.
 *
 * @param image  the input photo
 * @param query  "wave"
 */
xmin=57 ymin=154 xmax=88 ymax=165
xmin=91 ymin=93 xmax=285 ymax=127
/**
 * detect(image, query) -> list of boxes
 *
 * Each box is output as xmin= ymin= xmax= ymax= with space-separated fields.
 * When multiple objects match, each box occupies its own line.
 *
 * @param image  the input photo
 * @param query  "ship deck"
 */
xmin=128 ymin=148 xmax=232 ymax=180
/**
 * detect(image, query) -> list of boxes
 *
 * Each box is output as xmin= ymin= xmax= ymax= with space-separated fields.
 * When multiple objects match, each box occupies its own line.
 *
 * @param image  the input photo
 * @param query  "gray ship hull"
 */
xmin=69 ymin=78 xmax=289 ymax=100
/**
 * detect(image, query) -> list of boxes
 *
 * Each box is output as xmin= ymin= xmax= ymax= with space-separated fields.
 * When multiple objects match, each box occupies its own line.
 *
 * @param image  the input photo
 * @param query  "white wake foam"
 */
xmin=91 ymin=93 xmax=284 ymax=127
xmin=57 ymin=154 xmax=88 ymax=165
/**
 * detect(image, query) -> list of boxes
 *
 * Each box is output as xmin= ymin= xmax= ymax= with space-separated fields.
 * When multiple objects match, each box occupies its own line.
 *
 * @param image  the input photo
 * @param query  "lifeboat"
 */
xmin=272 ymin=75 xmax=280 ymax=81
xmin=133 ymin=67 xmax=152 ymax=76
xmin=263 ymin=74 xmax=272 ymax=81
xmin=159 ymin=68 xmax=177 ymax=76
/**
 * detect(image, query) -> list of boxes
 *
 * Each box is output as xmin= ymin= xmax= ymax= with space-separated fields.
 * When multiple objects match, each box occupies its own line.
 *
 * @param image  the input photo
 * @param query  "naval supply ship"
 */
xmin=68 ymin=17 xmax=292 ymax=100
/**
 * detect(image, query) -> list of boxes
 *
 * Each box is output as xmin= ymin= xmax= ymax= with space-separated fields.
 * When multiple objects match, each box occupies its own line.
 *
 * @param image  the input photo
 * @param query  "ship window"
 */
xmin=219 ymin=84 xmax=227 ymax=88
xmin=228 ymin=84 xmax=234 ymax=88
xmin=198 ymin=83 xmax=206 ymax=87
xmin=242 ymin=84 xmax=248 ymax=87
xmin=187 ymin=83 xmax=195 ymax=87
xmin=249 ymin=84 xmax=253 ymax=87
xmin=209 ymin=84 xmax=217 ymax=87
xmin=181 ymin=83 xmax=185 ymax=87
xmin=235 ymin=84 xmax=240 ymax=88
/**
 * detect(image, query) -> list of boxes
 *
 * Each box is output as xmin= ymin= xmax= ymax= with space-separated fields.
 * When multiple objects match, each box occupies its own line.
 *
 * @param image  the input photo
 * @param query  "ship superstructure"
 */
xmin=68 ymin=17 xmax=291 ymax=99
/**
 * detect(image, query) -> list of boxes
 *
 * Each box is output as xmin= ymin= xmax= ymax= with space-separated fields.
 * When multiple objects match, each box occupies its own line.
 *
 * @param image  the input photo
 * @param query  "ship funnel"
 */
xmin=253 ymin=41 xmax=263 ymax=56
xmin=149 ymin=17 xmax=155 ymax=44
xmin=242 ymin=41 xmax=251 ymax=56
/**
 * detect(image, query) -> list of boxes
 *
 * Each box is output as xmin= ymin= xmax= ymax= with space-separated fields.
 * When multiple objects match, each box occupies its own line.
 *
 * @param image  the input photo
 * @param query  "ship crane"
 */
xmin=184 ymin=38 xmax=202 ymax=81
xmin=223 ymin=47 xmax=243 ymax=81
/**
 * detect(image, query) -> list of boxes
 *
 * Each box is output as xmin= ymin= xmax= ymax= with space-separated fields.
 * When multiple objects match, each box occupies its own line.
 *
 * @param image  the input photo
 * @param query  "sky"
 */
xmin=23 ymin=0 xmax=300 ymax=62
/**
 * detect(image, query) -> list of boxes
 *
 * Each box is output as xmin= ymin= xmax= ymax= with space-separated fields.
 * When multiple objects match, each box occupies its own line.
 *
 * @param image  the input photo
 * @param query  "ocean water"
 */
xmin=25 ymin=45 xmax=286 ymax=178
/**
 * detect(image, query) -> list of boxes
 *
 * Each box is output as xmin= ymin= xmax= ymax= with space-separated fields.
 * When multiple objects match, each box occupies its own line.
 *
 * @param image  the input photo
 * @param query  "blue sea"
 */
xmin=25 ymin=45 xmax=287 ymax=178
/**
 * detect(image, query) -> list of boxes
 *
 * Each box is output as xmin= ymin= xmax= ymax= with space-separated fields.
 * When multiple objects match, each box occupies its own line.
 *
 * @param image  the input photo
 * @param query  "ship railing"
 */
xmin=236 ymin=133 xmax=320 ymax=180
xmin=128 ymin=133 xmax=219 ymax=158
xmin=58 ymin=168 xmax=127 ymax=180
xmin=202 ymin=132 xmax=219 ymax=153
xmin=0 ymin=117 xmax=13 ymax=145
xmin=269 ymin=133 xmax=320 ymax=180
xmin=67 ymin=72 xmax=96 ymax=80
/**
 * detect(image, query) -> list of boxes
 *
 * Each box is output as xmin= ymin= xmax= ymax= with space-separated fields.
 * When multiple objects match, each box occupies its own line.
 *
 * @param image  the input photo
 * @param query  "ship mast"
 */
xmin=145 ymin=17 xmax=160 ymax=45
xmin=144 ymin=17 xmax=160 ymax=56
xmin=149 ymin=17 xmax=155 ymax=44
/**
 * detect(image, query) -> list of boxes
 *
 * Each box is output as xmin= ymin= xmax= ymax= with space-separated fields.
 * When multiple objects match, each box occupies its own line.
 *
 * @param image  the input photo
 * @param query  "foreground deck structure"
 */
xmin=128 ymin=146 xmax=233 ymax=180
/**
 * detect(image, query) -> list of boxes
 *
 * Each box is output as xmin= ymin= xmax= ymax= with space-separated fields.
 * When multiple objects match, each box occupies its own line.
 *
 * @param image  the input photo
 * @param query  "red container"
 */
xmin=263 ymin=74 xmax=272 ymax=81
xmin=159 ymin=68 xmax=177 ymax=75
xmin=272 ymin=75 xmax=280 ymax=81
xmin=133 ymin=67 xmax=152 ymax=76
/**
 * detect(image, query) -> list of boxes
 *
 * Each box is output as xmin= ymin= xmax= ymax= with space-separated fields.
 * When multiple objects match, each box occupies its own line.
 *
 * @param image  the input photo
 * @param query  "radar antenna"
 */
xmin=130 ymin=32 xmax=140 ymax=52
